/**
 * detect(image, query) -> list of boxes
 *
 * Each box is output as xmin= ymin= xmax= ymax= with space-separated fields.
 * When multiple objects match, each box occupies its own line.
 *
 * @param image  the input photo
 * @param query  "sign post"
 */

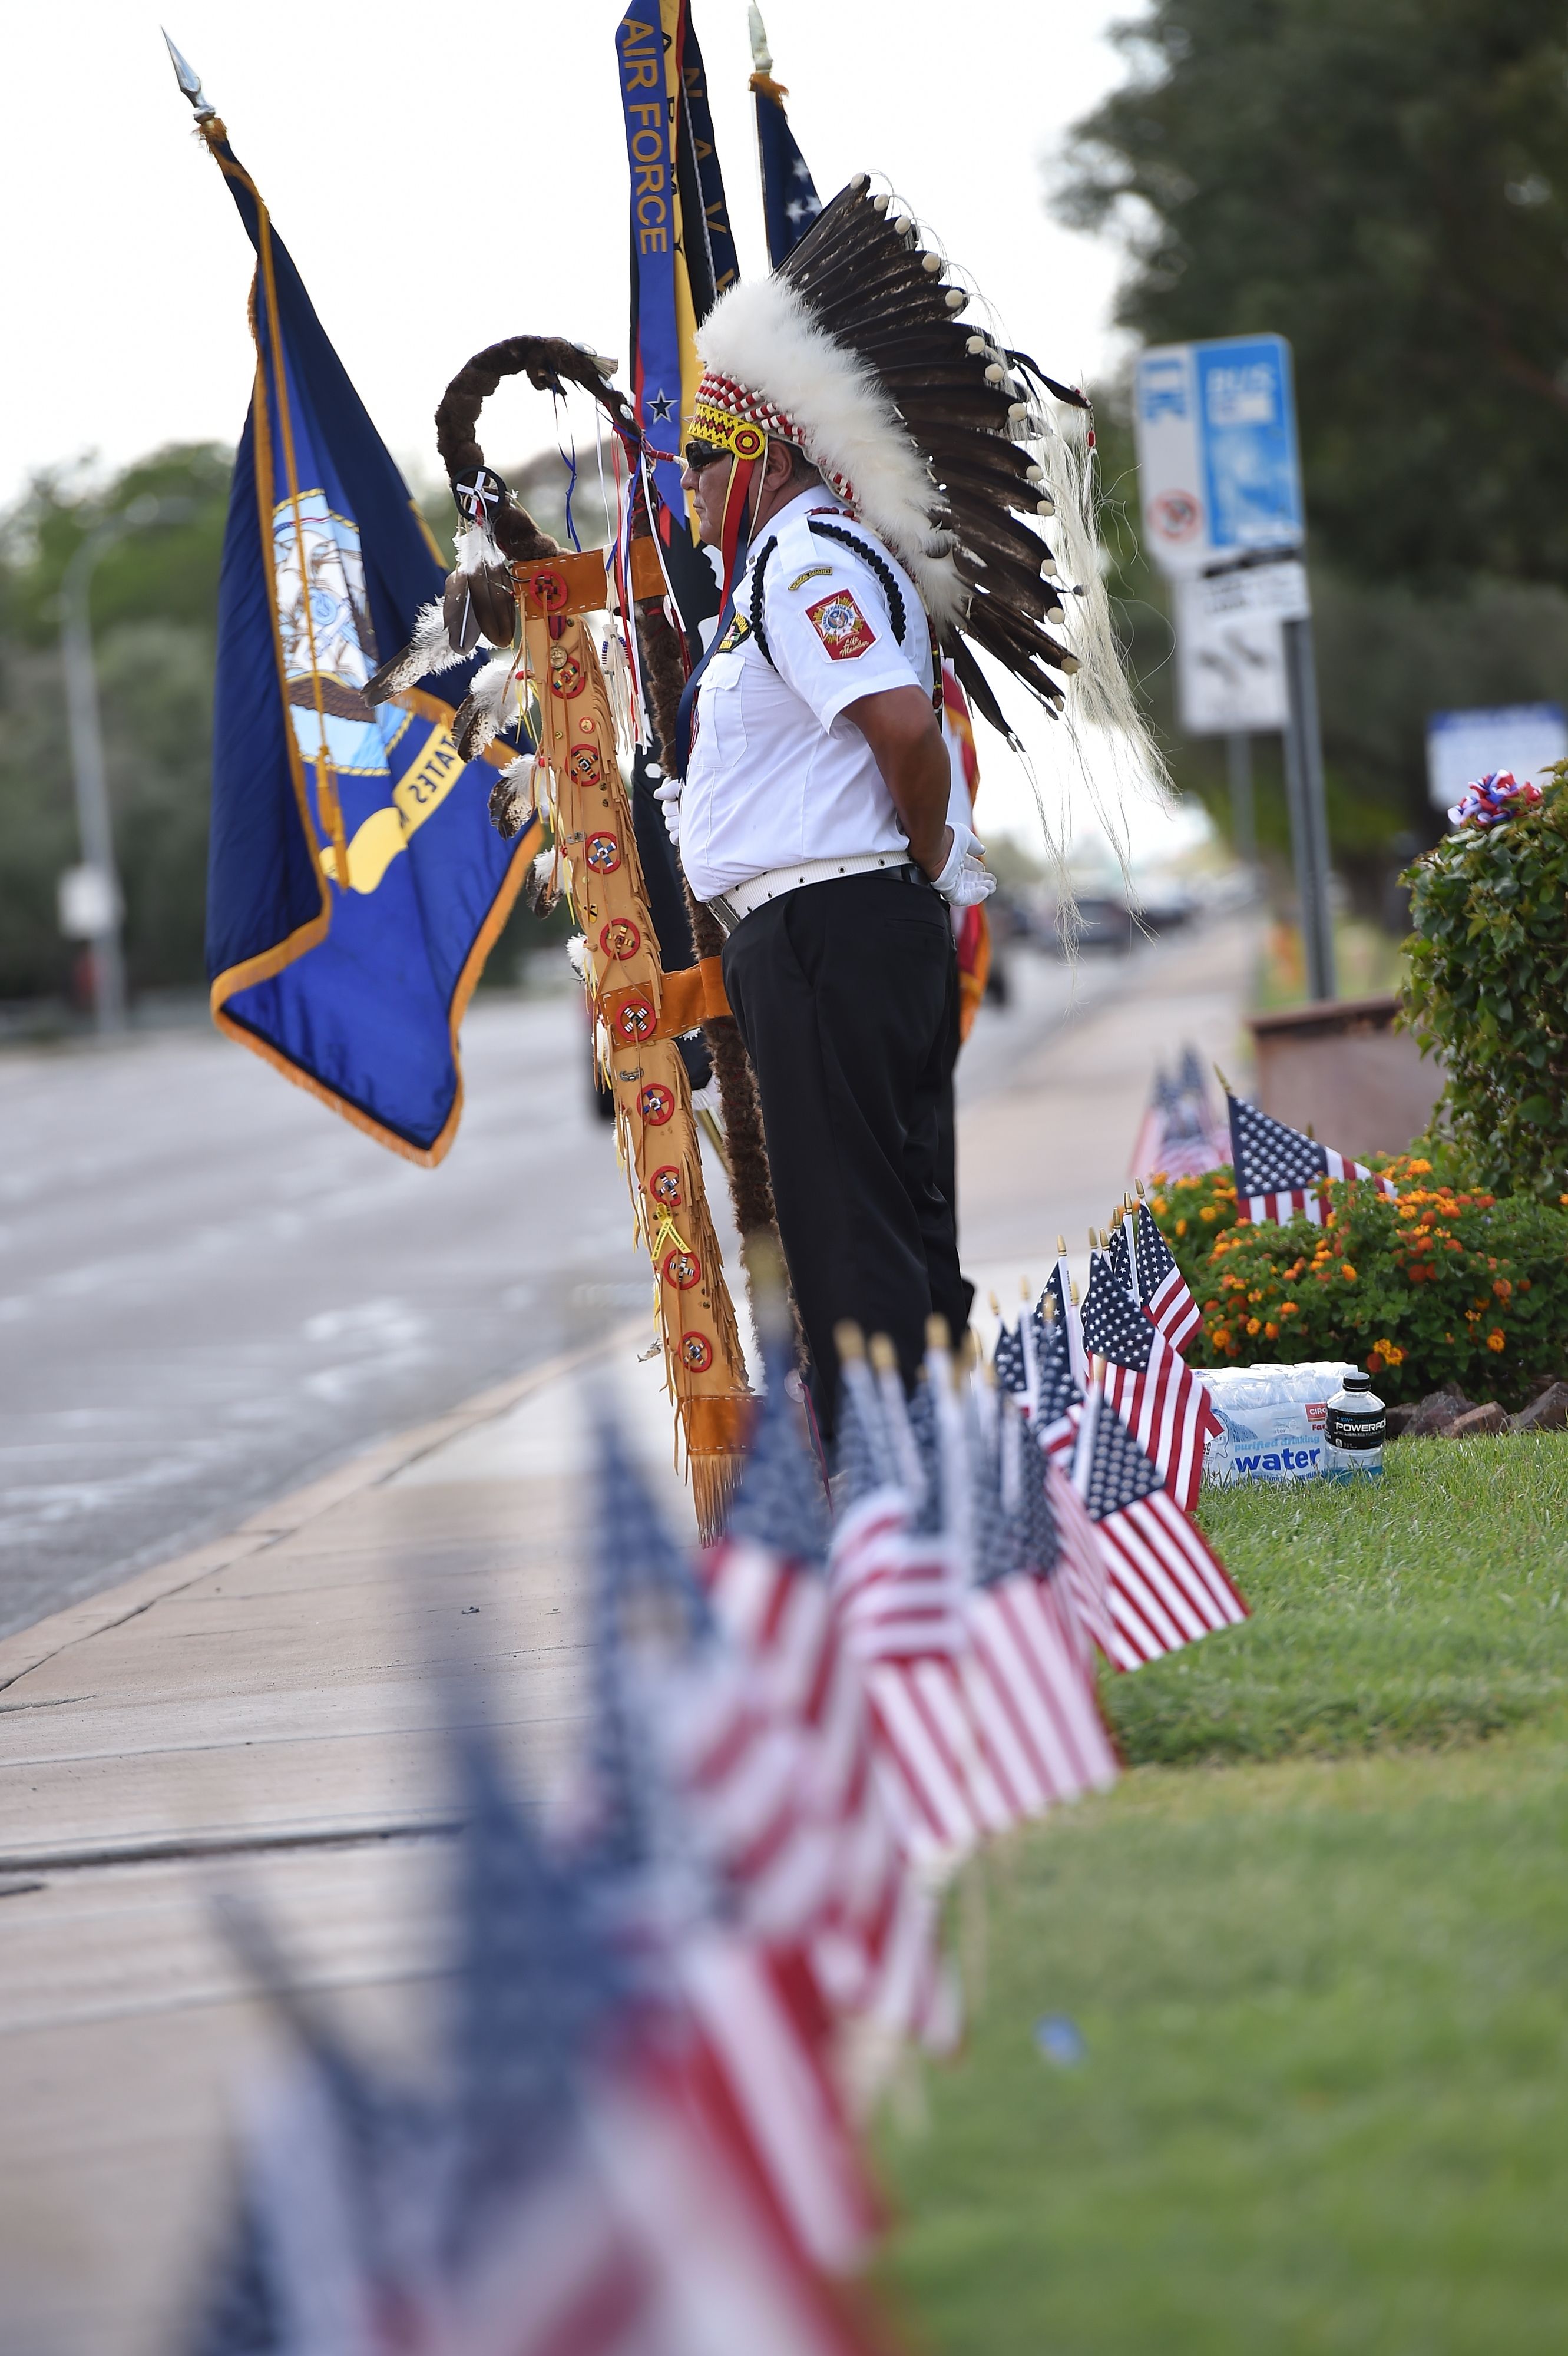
xmin=1134 ymin=335 xmax=1336 ymax=1000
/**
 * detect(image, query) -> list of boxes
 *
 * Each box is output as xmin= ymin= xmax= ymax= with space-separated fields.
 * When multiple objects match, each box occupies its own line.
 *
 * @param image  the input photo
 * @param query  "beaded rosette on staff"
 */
xmin=522 ymin=566 xmax=749 ymax=1528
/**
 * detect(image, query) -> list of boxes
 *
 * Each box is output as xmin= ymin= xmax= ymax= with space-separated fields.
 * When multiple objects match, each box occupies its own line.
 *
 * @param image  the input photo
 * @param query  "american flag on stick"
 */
xmin=1078 ymin=1253 xmax=1221 ymax=1514
xmin=1225 ymin=1081 xmax=1398 ymax=1226
xmin=1130 ymin=1061 xmax=1224 ymax=1183
xmin=700 ymin=1324 xmax=957 ymax=2056
xmin=1073 ymin=1366 xmax=1248 ymax=1670
xmin=1120 ymin=1196 xmax=1203 ymax=1354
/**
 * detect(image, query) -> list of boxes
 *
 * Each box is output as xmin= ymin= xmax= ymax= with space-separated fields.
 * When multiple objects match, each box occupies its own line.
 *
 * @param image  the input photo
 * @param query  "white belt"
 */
xmin=705 ymin=851 xmax=921 ymax=935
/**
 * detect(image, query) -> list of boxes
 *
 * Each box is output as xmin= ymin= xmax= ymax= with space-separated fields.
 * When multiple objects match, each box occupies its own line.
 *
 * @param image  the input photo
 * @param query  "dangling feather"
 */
xmin=451 ymin=651 xmax=520 ymax=762
xmin=487 ymin=752 xmax=536 ymax=841
xmin=444 ymin=523 xmax=518 ymax=654
xmin=523 ymin=846 xmax=560 ymax=916
xmin=362 ymin=600 xmax=472 ymax=706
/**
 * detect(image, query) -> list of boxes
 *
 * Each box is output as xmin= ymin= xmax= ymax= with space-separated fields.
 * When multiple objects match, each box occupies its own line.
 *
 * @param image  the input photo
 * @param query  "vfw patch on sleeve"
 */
xmin=805 ymin=587 xmax=878 ymax=660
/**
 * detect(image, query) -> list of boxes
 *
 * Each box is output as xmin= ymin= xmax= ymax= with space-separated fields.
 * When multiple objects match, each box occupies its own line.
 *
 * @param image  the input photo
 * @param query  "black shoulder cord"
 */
xmin=750 ymin=517 xmax=943 ymax=710
xmin=749 ymin=535 xmax=779 ymax=669
xmin=806 ymin=519 xmax=908 ymax=646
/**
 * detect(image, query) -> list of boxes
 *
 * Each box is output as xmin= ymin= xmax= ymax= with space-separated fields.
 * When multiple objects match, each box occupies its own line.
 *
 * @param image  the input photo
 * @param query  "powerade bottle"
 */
xmin=1323 ymin=1368 xmax=1386 ymax=1482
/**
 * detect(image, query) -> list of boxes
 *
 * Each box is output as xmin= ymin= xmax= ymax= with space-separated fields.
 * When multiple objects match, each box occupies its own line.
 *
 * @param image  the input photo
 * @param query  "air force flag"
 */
xmin=201 ymin=123 xmax=535 ymax=1163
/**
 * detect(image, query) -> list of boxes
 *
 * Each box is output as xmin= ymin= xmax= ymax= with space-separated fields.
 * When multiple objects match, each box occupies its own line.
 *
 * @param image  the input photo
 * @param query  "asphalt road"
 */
xmin=0 ymin=942 xmax=1139 ymax=1641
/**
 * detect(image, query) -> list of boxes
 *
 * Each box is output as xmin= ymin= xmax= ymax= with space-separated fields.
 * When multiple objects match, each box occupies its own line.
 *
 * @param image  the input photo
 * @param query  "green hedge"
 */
xmin=1402 ymin=763 xmax=1568 ymax=1200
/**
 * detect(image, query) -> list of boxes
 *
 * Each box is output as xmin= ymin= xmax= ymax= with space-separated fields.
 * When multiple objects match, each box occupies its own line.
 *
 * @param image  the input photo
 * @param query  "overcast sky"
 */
xmin=0 ymin=0 xmax=1146 ymax=499
xmin=0 ymin=1 xmax=1199 ymax=862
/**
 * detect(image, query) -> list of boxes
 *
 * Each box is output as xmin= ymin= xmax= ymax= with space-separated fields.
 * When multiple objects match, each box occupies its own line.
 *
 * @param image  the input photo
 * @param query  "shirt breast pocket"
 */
xmin=702 ymin=654 xmax=749 ymax=769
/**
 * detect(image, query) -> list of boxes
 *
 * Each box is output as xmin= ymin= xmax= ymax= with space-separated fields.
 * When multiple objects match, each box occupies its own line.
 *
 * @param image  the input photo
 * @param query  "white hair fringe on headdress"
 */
xmin=696 ymin=276 xmax=966 ymax=633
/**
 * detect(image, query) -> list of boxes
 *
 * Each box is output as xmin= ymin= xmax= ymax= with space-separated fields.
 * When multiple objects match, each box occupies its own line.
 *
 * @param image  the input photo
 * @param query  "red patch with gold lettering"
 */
xmin=805 ymin=587 xmax=878 ymax=660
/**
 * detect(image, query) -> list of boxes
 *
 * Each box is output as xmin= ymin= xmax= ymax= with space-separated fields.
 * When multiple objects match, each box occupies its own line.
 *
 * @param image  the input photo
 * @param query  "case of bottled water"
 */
xmin=1202 ymin=1361 xmax=1361 ymax=1485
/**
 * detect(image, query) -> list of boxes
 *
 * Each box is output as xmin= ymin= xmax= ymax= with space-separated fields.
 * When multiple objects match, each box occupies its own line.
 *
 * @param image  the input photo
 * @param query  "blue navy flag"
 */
xmin=752 ymin=78 xmax=822 ymax=266
xmin=750 ymin=41 xmax=822 ymax=268
xmin=201 ymin=128 xmax=535 ymax=1164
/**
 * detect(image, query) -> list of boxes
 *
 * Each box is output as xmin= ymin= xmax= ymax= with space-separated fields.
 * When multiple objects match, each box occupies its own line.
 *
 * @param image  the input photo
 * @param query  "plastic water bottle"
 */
xmin=1323 ymin=1369 xmax=1386 ymax=1482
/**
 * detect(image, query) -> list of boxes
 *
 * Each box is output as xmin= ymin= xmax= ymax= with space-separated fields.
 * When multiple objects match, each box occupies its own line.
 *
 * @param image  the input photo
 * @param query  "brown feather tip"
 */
xmin=833 ymin=1319 xmax=866 ymax=1363
xmin=867 ymin=1333 xmax=899 ymax=1375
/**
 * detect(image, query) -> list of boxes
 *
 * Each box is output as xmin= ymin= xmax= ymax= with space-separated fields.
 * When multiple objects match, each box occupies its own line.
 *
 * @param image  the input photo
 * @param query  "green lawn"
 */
xmin=876 ymin=1439 xmax=1568 ymax=2356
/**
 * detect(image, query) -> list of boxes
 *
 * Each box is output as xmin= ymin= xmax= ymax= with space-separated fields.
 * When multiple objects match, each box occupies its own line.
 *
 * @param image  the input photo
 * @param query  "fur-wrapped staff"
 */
xmin=394 ymin=334 xmax=783 ymax=1286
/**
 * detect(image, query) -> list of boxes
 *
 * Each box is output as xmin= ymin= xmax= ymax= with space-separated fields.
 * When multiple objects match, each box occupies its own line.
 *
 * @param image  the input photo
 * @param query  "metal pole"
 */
xmin=1281 ymin=614 xmax=1336 ymax=1001
xmin=59 ymin=522 xmax=129 ymax=1034
xmin=1225 ymin=730 xmax=1256 ymax=873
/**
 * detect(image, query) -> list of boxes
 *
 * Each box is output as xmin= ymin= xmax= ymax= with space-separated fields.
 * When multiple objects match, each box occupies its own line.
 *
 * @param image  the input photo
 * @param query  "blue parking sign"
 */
xmin=1135 ymin=335 xmax=1304 ymax=574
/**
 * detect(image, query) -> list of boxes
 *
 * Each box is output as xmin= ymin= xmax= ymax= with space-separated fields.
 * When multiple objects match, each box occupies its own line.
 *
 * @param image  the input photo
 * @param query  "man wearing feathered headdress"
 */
xmin=654 ymin=177 xmax=1082 ymax=1440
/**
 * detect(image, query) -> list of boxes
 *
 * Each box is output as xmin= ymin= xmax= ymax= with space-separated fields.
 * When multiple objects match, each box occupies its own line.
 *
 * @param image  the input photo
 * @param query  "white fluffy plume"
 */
xmin=363 ymin=600 xmax=474 ymax=704
xmin=697 ymin=276 xmax=964 ymax=630
xmin=451 ymin=651 xmax=520 ymax=762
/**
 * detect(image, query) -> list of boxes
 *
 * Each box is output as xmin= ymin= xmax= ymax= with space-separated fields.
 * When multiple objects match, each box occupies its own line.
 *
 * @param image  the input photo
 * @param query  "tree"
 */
xmin=1058 ymin=1 xmax=1568 ymax=590
xmin=0 ymin=445 xmax=230 ymax=1002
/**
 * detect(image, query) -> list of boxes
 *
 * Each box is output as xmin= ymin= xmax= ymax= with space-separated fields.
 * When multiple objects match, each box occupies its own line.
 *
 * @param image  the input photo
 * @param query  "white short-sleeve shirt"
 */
xmin=678 ymin=489 xmax=934 ymax=905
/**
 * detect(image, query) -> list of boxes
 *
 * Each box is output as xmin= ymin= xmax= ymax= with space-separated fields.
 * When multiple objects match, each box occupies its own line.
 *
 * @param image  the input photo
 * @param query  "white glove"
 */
xmin=932 ymin=823 xmax=997 ymax=907
xmin=650 ymin=765 xmax=682 ymax=847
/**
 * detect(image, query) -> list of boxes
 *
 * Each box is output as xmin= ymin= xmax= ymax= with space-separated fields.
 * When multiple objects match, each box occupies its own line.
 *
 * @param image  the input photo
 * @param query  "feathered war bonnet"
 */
xmin=690 ymin=175 xmax=1083 ymax=739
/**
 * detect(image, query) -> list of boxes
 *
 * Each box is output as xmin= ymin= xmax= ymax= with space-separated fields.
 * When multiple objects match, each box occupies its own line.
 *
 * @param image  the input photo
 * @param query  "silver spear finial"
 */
xmin=747 ymin=5 xmax=773 ymax=76
xmin=163 ymin=29 xmax=216 ymax=121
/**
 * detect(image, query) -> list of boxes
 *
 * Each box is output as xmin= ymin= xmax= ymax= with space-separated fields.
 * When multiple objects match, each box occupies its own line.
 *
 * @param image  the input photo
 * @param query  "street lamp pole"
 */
xmin=59 ymin=517 xmax=131 ymax=1033
xmin=57 ymin=495 xmax=191 ymax=1034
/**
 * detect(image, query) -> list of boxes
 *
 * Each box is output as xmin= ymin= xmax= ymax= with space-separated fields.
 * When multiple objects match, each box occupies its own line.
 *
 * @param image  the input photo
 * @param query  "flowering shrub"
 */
xmin=1148 ymin=1157 xmax=1568 ymax=1408
xmin=1402 ymin=761 xmax=1568 ymax=1200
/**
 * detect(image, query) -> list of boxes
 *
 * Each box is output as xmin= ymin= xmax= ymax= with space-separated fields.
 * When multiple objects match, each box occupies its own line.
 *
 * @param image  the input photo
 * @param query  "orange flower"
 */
xmin=1176 ymin=1218 xmax=1188 ymax=1237
xmin=1493 ymin=1278 xmax=1513 ymax=1300
xmin=1407 ymin=1158 xmax=1433 ymax=1176
xmin=1265 ymin=1321 xmax=1279 ymax=1340
xmin=1200 ymin=1205 xmax=1218 ymax=1223
xmin=1487 ymin=1328 xmax=1506 ymax=1353
xmin=1341 ymin=1262 xmax=1357 ymax=1281
xmin=1211 ymin=1325 xmax=1232 ymax=1352
xmin=1375 ymin=1338 xmax=1405 ymax=1366
xmin=1281 ymin=1301 xmax=1299 ymax=1316
xmin=1246 ymin=1316 xmax=1262 ymax=1336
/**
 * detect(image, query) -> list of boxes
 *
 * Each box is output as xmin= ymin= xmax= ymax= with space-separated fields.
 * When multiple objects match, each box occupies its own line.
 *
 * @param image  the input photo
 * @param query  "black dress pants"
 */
xmin=720 ymin=870 xmax=974 ymax=1442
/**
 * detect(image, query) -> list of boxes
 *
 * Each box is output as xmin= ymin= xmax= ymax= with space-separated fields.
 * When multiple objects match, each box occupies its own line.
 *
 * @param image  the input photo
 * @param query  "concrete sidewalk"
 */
xmin=0 ymin=915 xmax=1258 ymax=2356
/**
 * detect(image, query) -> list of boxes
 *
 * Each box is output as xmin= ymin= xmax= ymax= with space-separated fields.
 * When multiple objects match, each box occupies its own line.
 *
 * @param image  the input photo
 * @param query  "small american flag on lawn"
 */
xmin=1073 ymin=1380 xmax=1248 ymax=1671
xmin=1128 ymin=1199 xmax=1203 ymax=1354
xmin=1079 ymin=1254 xmax=1221 ymax=1514
xmin=1227 ymin=1089 xmax=1398 ymax=1225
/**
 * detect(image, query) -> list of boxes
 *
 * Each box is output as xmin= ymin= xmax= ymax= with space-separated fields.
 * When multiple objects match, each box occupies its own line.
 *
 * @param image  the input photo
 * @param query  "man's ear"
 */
xmin=764 ymin=438 xmax=798 ymax=489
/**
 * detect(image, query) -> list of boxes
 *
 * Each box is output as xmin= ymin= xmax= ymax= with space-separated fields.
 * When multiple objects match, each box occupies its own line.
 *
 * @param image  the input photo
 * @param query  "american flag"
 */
xmin=1046 ymin=1252 xmax=1089 ymax=1391
xmin=1227 ymin=1088 xmax=1398 ymax=1225
xmin=1127 ymin=1200 xmax=1203 ymax=1353
xmin=1078 ymin=1255 xmax=1222 ymax=1514
xmin=587 ymin=1421 xmax=886 ymax=2279
xmin=960 ymin=1400 xmax=1119 ymax=1810
xmin=1073 ymin=1380 xmax=1249 ymax=1672
xmin=1130 ymin=1057 xmax=1226 ymax=1183
xmin=705 ymin=1347 xmax=957 ymax=2055
xmin=992 ymin=1298 xmax=1080 ymax=1449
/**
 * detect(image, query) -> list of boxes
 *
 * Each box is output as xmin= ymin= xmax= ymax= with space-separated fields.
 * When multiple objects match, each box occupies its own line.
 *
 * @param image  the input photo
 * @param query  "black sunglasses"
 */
xmin=683 ymin=439 xmax=731 ymax=472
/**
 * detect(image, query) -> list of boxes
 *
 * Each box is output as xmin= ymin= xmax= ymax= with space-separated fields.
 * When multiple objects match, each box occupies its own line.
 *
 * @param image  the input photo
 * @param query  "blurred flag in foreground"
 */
xmin=175 ymin=52 xmax=535 ymax=1164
